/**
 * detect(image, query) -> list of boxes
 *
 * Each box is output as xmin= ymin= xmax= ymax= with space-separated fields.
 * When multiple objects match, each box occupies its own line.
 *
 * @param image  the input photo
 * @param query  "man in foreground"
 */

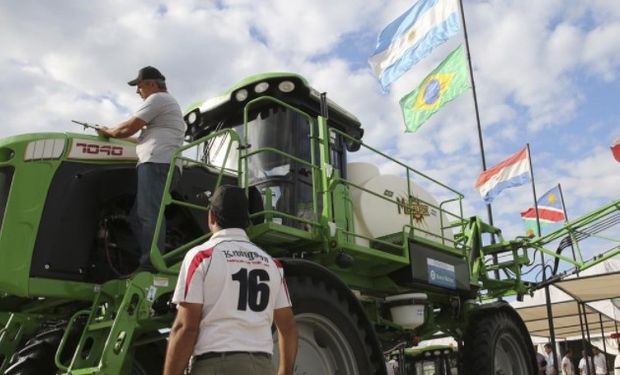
xmin=163 ymin=185 xmax=298 ymax=375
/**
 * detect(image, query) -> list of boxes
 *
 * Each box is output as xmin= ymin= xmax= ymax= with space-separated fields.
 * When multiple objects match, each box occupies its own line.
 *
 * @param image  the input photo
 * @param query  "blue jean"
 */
xmin=130 ymin=162 xmax=180 ymax=266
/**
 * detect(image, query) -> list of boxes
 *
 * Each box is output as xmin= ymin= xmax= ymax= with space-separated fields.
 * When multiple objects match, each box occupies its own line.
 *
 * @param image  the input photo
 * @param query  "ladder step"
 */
xmin=87 ymin=320 xmax=114 ymax=331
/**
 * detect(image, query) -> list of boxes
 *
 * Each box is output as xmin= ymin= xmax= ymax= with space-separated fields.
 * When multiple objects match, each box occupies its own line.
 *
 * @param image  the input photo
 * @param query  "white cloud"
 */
xmin=467 ymin=0 xmax=582 ymax=132
xmin=0 ymin=0 xmax=618 ymax=256
xmin=230 ymin=0 xmax=382 ymax=56
xmin=582 ymin=23 xmax=620 ymax=81
xmin=558 ymin=146 xmax=620 ymax=208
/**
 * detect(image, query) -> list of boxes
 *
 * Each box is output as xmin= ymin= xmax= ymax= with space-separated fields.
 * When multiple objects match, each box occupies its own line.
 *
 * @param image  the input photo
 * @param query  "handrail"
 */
xmin=244 ymin=147 xmax=318 ymax=169
xmin=150 ymin=129 xmax=242 ymax=273
xmin=328 ymin=127 xmax=465 ymax=249
xmin=330 ymin=128 xmax=464 ymax=198
xmin=241 ymin=96 xmax=321 ymax=228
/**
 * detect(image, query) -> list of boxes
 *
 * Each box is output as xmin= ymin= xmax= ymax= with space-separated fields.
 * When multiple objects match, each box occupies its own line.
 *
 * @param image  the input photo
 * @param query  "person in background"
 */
xmin=545 ymin=343 xmax=557 ymax=375
xmin=579 ymin=350 xmax=593 ymax=375
xmin=562 ymin=348 xmax=575 ymax=375
xmin=97 ymin=66 xmax=186 ymax=270
xmin=536 ymin=345 xmax=548 ymax=375
xmin=592 ymin=347 xmax=608 ymax=375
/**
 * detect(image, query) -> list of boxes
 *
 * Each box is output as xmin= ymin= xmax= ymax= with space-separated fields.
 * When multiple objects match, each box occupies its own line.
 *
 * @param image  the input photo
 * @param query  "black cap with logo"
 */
xmin=128 ymin=66 xmax=166 ymax=86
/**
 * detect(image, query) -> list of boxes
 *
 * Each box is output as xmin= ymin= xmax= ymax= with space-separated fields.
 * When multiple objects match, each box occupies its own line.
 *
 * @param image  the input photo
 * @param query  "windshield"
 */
xmin=201 ymin=107 xmax=312 ymax=179
xmin=203 ymin=131 xmax=240 ymax=173
xmin=244 ymin=107 xmax=313 ymax=182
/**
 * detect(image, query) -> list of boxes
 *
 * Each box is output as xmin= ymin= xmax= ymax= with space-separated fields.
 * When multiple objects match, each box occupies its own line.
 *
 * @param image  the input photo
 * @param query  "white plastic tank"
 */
xmin=385 ymin=293 xmax=428 ymax=329
xmin=347 ymin=163 xmax=380 ymax=245
xmin=347 ymin=162 xmax=454 ymax=246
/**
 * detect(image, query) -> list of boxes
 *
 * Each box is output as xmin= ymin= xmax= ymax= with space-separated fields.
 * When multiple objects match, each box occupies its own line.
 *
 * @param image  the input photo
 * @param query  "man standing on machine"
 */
xmin=97 ymin=66 xmax=185 ymax=270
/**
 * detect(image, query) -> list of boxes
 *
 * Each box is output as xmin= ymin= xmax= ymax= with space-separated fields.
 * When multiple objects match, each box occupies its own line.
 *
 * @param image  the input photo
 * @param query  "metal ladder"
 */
xmin=57 ymin=272 xmax=175 ymax=374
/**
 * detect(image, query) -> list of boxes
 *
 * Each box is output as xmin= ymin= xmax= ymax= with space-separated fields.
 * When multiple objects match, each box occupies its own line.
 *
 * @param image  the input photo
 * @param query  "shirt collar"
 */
xmin=211 ymin=228 xmax=249 ymax=241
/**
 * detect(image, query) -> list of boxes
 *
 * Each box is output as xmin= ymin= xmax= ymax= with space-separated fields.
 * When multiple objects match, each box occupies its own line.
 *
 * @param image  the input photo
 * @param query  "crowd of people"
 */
xmin=536 ymin=343 xmax=610 ymax=375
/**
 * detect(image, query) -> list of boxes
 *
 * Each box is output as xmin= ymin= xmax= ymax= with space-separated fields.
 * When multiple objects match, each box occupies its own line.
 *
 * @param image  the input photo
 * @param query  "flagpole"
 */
xmin=457 ymin=0 xmax=502 ymax=281
xmin=529 ymin=145 xmax=543 ymax=238
xmin=557 ymin=183 xmax=578 ymax=265
xmin=457 ymin=0 xmax=493 ymax=227
xmin=527 ymin=143 xmax=558 ymax=369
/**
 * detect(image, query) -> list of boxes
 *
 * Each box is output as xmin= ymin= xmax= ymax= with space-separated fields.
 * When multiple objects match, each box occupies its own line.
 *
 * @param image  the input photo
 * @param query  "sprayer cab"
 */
xmin=183 ymin=73 xmax=368 ymax=231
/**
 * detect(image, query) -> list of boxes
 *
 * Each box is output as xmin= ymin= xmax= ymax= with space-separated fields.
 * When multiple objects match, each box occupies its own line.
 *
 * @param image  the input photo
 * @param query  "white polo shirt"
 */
xmin=134 ymin=92 xmax=185 ymax=165
xmin=172 ymin=228 xmax=291 ymax=355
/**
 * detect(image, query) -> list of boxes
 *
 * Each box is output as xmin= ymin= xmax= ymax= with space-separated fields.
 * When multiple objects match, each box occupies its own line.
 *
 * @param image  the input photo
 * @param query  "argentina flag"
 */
xmin=369 ymin=0 xmax=460 ymax=90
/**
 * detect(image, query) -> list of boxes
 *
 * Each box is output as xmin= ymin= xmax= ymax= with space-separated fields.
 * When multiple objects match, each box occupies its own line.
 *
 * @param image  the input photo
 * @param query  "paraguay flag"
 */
xmin=520 ymin=186 xmax=566 ymax=237
xmin=474 ymin=147 xmax=531 ymax=204
xmin=369 ymin=0 xmax=460 ymax=90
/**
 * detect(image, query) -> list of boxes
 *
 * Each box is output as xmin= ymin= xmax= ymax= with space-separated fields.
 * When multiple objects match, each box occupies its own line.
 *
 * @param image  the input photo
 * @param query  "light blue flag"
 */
xmin=369 ymin=0 xmax=461 ymax=90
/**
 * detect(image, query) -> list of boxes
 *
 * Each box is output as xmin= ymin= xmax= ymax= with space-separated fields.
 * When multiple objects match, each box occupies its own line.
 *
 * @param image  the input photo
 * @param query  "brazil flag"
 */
xmin=399 ymin=45 xmax=470 ymax=132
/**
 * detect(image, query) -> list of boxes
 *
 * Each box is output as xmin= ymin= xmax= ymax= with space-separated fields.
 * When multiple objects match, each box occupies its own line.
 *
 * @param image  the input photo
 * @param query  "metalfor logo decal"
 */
xmin=396 ymin=195 xmax=430 ymax=223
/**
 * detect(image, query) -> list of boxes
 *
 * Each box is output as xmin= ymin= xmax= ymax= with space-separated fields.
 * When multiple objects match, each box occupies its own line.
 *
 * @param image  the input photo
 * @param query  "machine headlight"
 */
xmin=235 ymin=89 xmax=249 ymax=102
xmin=254 ymin=82 xmax=269 ymax=93
xmin=278 ymin=80 xmax=295 ymax=93
xmin=187 ymin=110 xmax=199 ymax=125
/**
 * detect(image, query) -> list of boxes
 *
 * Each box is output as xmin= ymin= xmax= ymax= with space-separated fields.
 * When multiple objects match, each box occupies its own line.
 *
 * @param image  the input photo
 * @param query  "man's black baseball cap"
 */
xmin=209 ymin=185 xmax=250 ymax=228
xmin=128 ymin=66 xmax=165 ymax=86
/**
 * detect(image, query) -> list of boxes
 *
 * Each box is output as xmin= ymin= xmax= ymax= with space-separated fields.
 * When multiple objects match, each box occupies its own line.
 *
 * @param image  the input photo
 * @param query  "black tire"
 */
xmin=4 ymin=323 xmax=67 ymax=375
xmin=275 ymin=275 xmax=384 ymax=375
xmin=462 ymin=306 xmax=537 ymax=375
xmin=4 ymin=323 xmax=165 ymax=375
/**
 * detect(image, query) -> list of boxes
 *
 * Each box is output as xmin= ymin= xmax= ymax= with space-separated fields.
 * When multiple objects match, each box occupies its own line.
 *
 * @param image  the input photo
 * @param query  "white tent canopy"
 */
xmin=511 ymin=259 xmax=620 ymax=341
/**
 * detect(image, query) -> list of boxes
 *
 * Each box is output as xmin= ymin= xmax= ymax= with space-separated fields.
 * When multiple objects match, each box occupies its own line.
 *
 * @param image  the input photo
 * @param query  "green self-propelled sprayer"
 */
xmin=0 ymin=72 xmax=618 ymax=375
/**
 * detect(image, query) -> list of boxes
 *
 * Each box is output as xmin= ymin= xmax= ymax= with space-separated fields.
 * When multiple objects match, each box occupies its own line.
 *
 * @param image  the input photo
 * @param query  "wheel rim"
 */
xmin=494 ymin=332 xmax=529 ymax=375
xmin=274 ymin=312 xmax=359 ymax=374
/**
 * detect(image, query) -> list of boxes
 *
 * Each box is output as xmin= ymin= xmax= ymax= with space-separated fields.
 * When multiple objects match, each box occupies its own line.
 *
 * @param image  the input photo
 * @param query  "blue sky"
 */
xmin=0 ymin=0 xmax=618 ymax=279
